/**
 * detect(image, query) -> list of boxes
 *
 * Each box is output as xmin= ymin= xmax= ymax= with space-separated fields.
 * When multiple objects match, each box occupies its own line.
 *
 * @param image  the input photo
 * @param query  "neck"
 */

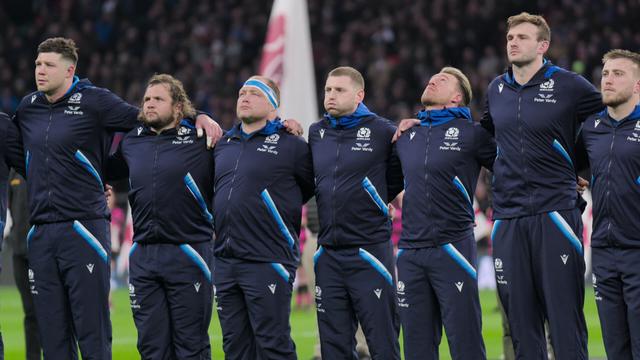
xmin=45 ymin=78 xmax=74 ymax=103
xmin=424 ymin=104 xmax=448 ymax=111
xmin=608 ymin=100 xmax=638 ymax=121
xmin=241 ymin=118 xmax=268 ymax=134
xmin=512 ymin=57 xmax=544 ymax=85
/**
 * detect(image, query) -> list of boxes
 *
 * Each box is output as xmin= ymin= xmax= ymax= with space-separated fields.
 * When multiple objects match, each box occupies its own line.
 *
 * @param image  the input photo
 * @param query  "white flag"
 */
xmin=260 ymin=0 xmax=318 ymax=138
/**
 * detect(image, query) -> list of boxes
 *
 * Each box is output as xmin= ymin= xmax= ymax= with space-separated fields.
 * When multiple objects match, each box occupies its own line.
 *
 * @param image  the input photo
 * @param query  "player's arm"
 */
xmin=574 ymin=75 xmax=604 ymax=123
xmin=294 ymin=139 xmax=315 ymax=203
xmin=474 ymin=124 xmax=497 ymax=171
xmin=5 ymin=113 xmax=25 ymax=177
xmin=480 ymin=94 xmax=495 ymax=136
xmin=105 ymin=140 xmax=129 ymax=182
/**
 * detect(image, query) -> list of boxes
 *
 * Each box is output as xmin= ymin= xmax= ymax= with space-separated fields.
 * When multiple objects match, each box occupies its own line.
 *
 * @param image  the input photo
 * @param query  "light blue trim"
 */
xmin=184 ymin=173 xmax=214 ymax=223
xmin=75 ymin=150 xmax=104 ymax=189
xmin=261 ymin=189 xmax=296 ymax=248
xmin=491 ymin=220 xmax=502 ymax=242
xmin=129 ymin=242 xmax=138 ymax=257
xmin=362 ymin=177 xmax=389 ymax=217
xmin=179 ymin=244 xmax=212 ymax=282
xmin=453 ymin=176 xmax=473 ymax=208
xmin=548 ymin=211 xmax=583 ymax=255
xmin=396 ymin=249 xmax=404 ymax=259
xmin=637 ymin=176 xmax=640 ymax=186
xmin=271 ymin=263 xmax=290 ymax=282
xmin=25 ymin=150 xmax=31 ymax=173
xmin=244 ymin=79 xmax=279 ymax=109
xmin=313 ymin=246 xmax=324 ymax=266
xmin=73 ymin=221 xmax=108 ymax=263
xmin=26 ymin=225 xmax=36 ymax=249
xmin=358 ymin=248 xmax=393 ymax=286
xmin=443 ymin=243 xmax=477 ymax=280
xmin=552 ymin=139 xmax=573 ymax=167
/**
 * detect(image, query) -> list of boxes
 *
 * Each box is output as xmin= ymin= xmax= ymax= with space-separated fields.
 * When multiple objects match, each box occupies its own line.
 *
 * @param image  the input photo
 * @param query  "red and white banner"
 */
xmin=260 ymin=0 xmax=318 ymax=137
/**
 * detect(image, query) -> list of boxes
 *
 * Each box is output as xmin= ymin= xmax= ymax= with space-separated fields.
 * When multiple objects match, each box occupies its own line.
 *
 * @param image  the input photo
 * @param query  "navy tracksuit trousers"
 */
xmin=592 ymin=246 xmax=640 ymax=359
xmin=128 ymin=241 xmax=213 ymax=360
xmin=214 ymin=257 xmax=296 ymax=360
xmin=314 ymin=241 xmax=400 ymax=360
xmin=492 ymin=208 xmax=587 ymax=359
xmin=27 ymin=219 xmax=111 ymax=360
xmin=396 ymin=235 xmax=485 ymax=360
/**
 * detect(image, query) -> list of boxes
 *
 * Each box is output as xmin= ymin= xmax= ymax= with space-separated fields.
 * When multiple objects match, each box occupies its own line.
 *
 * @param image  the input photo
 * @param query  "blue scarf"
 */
xmin=417 ymin=107 xmax=472 ymax=126
xmin=601 ymin=104 xmax=640 ymax=127
xmin=324 ymin=102 xmax=375 ymax=129
xmin=228 ymin=117 xmax=283 ymax=138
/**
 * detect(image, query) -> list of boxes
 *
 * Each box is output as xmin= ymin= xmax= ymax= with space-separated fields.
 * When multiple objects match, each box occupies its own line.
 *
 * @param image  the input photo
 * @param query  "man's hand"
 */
xmin=105 ymin=184 xmax=113 ymax=203
xmin=392 ymin=118 xmax=420 ymax=142
xmin=577 ymin=176 xmax=589 ymax=194
xmin=195 ymin=114 xmax=223 ymax=148
xmin=283 ymin=118 xmax=304 ymax=136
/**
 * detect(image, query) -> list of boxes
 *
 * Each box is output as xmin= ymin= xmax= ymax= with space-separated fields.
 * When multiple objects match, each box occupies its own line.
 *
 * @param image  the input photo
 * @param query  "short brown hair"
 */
xmin=602 ymin=49 xmax=640 ymax=75
xmin=507 ymin=12 xmax=551 ymax=42
xmin=143 ymin=74 xmax=196 ymax=119
xmin=328 ymin=66 xmax=365 ymax=90
xmin=37 ymin=37 xmax=79 ymax=64
xmin=440 ymin=67 xmax=473 ymax=106
xmin=249 ymin=75 xmax=281 ymax=106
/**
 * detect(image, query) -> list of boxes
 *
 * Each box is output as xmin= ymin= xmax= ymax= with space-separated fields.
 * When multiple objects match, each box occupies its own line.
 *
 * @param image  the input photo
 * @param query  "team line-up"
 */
xmin=1 ymin=11 xmax=639 ymax=360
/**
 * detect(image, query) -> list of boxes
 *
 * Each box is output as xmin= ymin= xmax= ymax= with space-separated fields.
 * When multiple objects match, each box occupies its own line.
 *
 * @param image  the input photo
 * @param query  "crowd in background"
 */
xmin=0 ymin=0 xmax=627 ymax=285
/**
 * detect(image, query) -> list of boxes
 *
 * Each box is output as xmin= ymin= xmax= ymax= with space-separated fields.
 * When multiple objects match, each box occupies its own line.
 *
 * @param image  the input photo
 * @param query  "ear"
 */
xmin=634 ymin=78 xmax=640 ymax=95
xmin=66 ymin=63 xmax=76 ymax=79
xmin=355 ymin=88 xmax=365 ymax=103
xmin=450 ymin=92 xmax=463 ymax=106
xmin=538 ymin=40 xmax=550 ymax=55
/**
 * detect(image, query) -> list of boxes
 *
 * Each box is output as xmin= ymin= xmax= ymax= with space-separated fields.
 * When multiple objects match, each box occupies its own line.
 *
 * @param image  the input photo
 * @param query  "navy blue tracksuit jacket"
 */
xmin=107 ymin=120 xmax=214 ymax=244
xmin=213 ymin=120 xmax=315 ymax=266
xmin=482 ymin=61 xmax=603 ymax=219
xmin=0 ymin=112 xmax=24 ymax=250
xmin=13 ymin=77 xmax=139 ymax=224
xmin=308 ymin=113 xmax=403 ymax=247
xmin=397 ymin=108 xmax=496 ymax=248
xmin=581 ymin=106 xmax=640 ymax=248
xmin=580 ymin=105 xmax=640 ymax=359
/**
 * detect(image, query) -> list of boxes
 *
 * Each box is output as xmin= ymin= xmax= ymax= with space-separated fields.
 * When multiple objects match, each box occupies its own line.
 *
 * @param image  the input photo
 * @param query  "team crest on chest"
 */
xmin=352 ymin=127 xmax=373 ymax=152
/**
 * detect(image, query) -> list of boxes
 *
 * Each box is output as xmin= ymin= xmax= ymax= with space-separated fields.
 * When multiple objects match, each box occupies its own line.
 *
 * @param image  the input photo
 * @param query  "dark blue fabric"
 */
xmin=581 ymin=105 xmax=640 ymax=248
xmin=14 ymin=78 xmax=140 ymax=224
xmin=481 ymin=62 xmax=603 ymax=219
xmin=323 ymin=102 xmax=375 ymax=129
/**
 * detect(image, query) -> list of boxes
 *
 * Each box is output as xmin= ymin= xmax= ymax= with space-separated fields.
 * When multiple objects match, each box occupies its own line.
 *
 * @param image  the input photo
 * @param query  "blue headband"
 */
xmin=243 ymin=79 xmax=279 ymax=109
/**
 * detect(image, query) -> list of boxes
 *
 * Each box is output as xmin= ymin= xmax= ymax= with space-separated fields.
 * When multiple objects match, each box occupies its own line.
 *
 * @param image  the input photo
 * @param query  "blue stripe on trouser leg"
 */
xmin=179 ymin=244 xmax=212 ymax=282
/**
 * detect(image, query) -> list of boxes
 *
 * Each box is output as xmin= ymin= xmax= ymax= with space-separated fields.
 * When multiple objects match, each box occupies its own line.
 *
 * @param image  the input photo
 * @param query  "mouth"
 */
xmin=36 ymin=79 xmax=47 ymax=85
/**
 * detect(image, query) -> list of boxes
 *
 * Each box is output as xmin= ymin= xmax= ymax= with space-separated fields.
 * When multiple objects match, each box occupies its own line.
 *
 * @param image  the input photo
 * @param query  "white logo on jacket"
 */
xmin=357 ymin=127 xmax=371 ymax=140
xmin=352 ymin=127 xmax=374 ymax=152
xmin=258 ymin=144 xmax=279 ymax=155
xmin=534 ymin=93 xmax=557 ymax=104
xmin=173 ymin=126 xmax=194 ymax=144
xmin=265 ymin=133 xmax=280 ymax=144
xmin=498 ymin=83 xmax=504 ymax=93
xmin=64 ymin=105 xmax=84 ymax=115
xmin=69 ymin=93 xmax=82 ymax=104
xmin=445 ymin=127 xmax=459 ymax=140
xmin=627 ymin=121 xmax=640 ymax=142
xmin=539 ymin=79 xmax=554 ymax=91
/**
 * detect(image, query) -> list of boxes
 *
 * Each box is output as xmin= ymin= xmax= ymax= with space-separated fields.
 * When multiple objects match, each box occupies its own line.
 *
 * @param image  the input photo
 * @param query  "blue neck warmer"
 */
xmin=233 ymin=117 xmax=284 ymax=138
xmin=324 ymin=102 xmax=375 ymax=129
xmin=417 ymin=107 xmax=472 ymax=127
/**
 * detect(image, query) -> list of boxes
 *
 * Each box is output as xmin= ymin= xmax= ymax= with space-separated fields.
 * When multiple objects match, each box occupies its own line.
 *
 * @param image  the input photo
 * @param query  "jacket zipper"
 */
xmin=516 ymin=94 xmax=533 ymax=213
xmin=605 ymin=125 xmax=616 ymax=246
xmin=45 ymin=106 xmax=53 ymax=211
xmin=152 ymin=136 xmax=160 ymax=240
xmin=332 ymin=130 xmax=342 ymax=246
xmin=224 ymin=139 xmax=245 ymax=252
xmin=424 ymin=124 xmax=432 ymax=232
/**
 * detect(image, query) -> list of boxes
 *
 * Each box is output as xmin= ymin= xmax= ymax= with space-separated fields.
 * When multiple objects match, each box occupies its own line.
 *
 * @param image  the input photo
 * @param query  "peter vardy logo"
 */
xmin=534 ymin=93 xmax=556 ymax=104
xmin=539 ymin=79 xmax=554 ymax=91
xmin=265 ymin=133 xmax=280 ymax=144
xmin=258 ymin=144 xmax=279 ymax=155
xmin=352 ymin=142 xmax=373 ymax=152
xmin=68 ymin=93 xmax=82 ymax=104
xmin=173 ymin=126 xmax=194 ymax=145
xmin=629 ymin=121 xmax=640 ymax=142
xmin=64 ymin=105 xmax=84 ymax=115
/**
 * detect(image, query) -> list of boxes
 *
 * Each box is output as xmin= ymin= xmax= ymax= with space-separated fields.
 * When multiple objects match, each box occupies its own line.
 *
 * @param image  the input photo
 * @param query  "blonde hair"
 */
xmin=441 ymin=67 xmax=472 ymax=106
xmin=603 ymin=49 xmax=640 ymax=76
xmin=142 ymin=74 xmax=196 ymax=119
